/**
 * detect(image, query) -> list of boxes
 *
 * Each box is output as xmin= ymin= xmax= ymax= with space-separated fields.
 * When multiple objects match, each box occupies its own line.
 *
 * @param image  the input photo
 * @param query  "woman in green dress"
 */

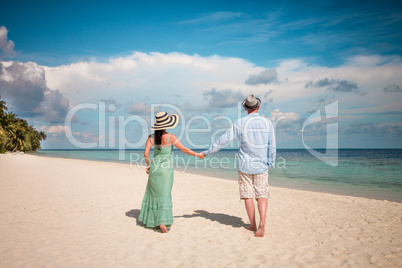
xmin=138 ymin=112 xmax=204 ymax=233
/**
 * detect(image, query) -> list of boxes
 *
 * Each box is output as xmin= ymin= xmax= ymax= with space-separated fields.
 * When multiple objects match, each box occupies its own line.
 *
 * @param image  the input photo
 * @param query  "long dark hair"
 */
xmin=154 ymin=130 xmax=164 ymax=149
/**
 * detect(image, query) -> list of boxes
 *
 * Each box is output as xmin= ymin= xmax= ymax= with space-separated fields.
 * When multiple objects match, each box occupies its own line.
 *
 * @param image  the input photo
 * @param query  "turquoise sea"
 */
xmin=30 ymin=149 xmax=402 ymax=202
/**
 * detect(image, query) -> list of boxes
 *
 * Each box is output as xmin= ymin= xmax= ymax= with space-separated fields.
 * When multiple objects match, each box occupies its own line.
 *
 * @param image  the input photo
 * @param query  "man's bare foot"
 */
xmin=159 ymin=225 xmax=168 ymax=233
xmin=255 ymin=223 xmax=265 ymax=237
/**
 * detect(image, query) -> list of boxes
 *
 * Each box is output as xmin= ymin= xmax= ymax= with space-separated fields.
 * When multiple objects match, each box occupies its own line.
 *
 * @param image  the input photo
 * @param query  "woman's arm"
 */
xmin=144 ymin=135 xmax=153 ymax=174
xmin=171 ymin=134 xmax=203 ymax=158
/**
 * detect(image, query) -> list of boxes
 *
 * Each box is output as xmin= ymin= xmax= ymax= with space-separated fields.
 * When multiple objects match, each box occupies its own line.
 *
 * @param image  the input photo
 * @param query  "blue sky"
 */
xmin=3 ymin=0 xmax=402 ymax=66
xmin=0 ymin=0 xmax=402 ymax=149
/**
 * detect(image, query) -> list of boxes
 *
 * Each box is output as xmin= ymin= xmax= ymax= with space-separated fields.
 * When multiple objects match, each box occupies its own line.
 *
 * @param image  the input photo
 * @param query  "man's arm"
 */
xmin=202 ymin=124 xmax=238 ymax=156
xmin=267 ymin=122 xmax=276 ymax=168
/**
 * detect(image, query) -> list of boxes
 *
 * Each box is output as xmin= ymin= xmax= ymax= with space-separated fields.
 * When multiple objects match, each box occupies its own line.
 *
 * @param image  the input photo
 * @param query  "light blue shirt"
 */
xmin=203 ymin=113 xmax=276 ymax=174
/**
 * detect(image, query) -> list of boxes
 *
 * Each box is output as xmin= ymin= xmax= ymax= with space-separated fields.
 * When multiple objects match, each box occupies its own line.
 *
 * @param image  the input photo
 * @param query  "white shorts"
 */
xmin=238 ymin=170 xmax=269 ymax=199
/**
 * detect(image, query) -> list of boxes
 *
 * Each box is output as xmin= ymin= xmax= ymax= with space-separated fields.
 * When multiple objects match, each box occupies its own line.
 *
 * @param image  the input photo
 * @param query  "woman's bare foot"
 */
xmin=255 ymin=222 xmax=265 ymax=237
xmin=249 ymin=224 xmax=257 ymax=232
xmin=159 ymin=225 xmax=168 ymax=233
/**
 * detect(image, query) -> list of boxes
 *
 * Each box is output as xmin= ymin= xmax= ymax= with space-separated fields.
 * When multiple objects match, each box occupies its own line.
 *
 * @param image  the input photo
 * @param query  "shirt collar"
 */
xmin=247 ymin=113 xmax=260 ymax=117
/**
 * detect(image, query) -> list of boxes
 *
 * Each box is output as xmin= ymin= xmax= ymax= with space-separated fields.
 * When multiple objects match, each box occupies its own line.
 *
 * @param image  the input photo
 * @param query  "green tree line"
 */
xmin=0 ymin=96 xmax=47 ymax=153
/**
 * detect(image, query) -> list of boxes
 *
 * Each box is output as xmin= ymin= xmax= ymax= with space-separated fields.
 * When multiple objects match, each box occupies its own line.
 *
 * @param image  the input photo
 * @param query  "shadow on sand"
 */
xmin=125 ymin=209 xmax=169 ymax=233
xmin=125 ymin=209 xmax=145 ymax=227
xmin=175 ymin=210 xmax=248 ymax=229
xmin=126 ymin=209 xmax=247 ymax=230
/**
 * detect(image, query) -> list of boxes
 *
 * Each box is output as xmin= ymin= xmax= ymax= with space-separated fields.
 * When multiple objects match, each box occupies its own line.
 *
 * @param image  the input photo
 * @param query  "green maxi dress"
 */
xmin=138 ymin=133 xmax=174 ymax=228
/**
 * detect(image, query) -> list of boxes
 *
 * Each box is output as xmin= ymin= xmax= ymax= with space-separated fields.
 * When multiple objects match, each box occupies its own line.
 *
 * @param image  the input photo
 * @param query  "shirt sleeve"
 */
xmin=202 ymin=123 xmax=239 ymax=156
xmin=267 ymin=121 xmax=276 ymax=168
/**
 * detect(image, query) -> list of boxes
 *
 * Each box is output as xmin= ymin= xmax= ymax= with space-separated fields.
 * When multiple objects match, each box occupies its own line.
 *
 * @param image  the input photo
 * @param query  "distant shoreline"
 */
xmin=29 ymin=149 xmax=402 ymax=203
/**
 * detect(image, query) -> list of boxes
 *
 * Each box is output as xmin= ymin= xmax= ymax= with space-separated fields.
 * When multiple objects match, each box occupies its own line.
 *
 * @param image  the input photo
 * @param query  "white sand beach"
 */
xmin=0 ymin=154 xmax=401 ymax=267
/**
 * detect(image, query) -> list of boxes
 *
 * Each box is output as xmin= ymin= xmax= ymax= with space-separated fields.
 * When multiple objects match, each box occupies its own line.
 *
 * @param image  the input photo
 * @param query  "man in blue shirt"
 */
xmin=202 ymin=94 xmax=276 ymax=237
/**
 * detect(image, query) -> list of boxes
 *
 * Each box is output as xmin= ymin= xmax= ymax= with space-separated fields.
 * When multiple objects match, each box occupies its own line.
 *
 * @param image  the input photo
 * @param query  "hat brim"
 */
xmin=151 ymin=114 xmax=179 ymax=130
xmin=242 ymin=97 xmax=261 ymax=110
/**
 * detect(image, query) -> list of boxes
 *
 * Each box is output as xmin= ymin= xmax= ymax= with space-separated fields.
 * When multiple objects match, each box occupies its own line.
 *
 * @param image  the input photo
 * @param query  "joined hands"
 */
xmin=196 ymin=152 xmax=205 ymax=159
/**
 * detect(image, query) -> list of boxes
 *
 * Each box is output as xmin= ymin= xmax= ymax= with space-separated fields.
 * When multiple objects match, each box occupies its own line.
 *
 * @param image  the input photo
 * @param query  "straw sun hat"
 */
xmin=151 ymin=112 xmax=179 ymax=130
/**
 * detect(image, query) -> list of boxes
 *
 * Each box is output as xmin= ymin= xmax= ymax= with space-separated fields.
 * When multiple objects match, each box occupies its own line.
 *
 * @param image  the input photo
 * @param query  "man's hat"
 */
xmin=151 ymin=112 xmax=179 ymax=130
xmin=242 ymin=94 xmax=261 ymax=110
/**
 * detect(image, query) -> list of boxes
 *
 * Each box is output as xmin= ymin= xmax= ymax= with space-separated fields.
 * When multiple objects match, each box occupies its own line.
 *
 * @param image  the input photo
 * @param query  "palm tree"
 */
xmin=0 ymin=96 xmax=47 ymax=153
xmin=11 ymin=120 xmax=27 ymax=152
xmin=0 ymin=123 xmax=5 ymax=153
xmin=1 ymin=112 xmax=17 ymax=150
xmin=0 ymin=95 xmax=7 ymax=116
xmin=0 ymin=96 xmax=8 ymax=152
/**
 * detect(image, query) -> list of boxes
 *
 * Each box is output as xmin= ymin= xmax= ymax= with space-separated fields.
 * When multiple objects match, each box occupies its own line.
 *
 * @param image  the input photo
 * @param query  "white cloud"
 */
xmin=0 ymin=51 xmax=396 ymax=149
xmin=43 ymin=52 xmax=260 ymax=105
xmin=39 ymin=125 xmax=96 ymax=145
xmin=26 ymin=52 xmax=402 ymax=120
xmin=0 ymin=26 xmax=16 ymax=59
xmin=40 ymin=125 xmax=66 ymax=134
xmin=245 ymin=69 xmax=278 ymax=85
xmin=201 ymin=88 xmax=245 ymax=111
xmin=345 ymin=55 xmax=402 ymax=67
xmin=127 ymin=99 xmax=151 ymax=115
xmin=383 ymin=84 xmax=401 ymax=93
xmin=0 ymin=61 xmax=70 ymax=122
xmin=271 ymin=55 xmax=402 ymax=113
xmin=305 ymin=77 xmax=363 ymax=95
xmin=263 ymin=108 xmax=305 ymax=139
xmin=269 ymin=108 xmax=300 ymax=122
